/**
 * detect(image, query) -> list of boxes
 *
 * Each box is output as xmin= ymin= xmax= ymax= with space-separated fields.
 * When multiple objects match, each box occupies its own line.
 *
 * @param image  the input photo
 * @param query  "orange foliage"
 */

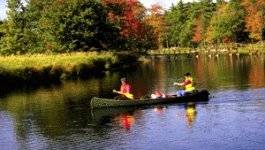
xmin=192 ymin=17 xmax=202 ymax=43
xmin=241 ymin=0 xmax=265 ymax=41
xmin=144 ymin=4 xmax=166 ymax=48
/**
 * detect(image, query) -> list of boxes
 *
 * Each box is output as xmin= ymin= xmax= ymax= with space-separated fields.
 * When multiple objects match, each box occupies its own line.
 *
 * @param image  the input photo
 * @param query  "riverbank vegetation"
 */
xmin=149 ymin=42 xmax=265 ymax=55
xmin=0 ymin=52 xmax=138 ymax=88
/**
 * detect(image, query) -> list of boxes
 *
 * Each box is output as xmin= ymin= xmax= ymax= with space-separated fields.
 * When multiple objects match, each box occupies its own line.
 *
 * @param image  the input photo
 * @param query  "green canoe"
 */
xmin=90 ymin=90 xmax=210 ymax=109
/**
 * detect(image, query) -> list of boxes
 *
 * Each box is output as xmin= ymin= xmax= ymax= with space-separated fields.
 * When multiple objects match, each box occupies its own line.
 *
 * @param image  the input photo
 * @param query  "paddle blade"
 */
xmin=124 ymin=93 xmax=134 ymax=99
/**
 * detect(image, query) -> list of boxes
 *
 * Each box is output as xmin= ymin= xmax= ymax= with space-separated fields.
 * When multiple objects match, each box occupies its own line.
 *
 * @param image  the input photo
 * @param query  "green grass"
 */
xmin=0 ymin=52 xmax=121 ymax=86
xmin=0 ymin=52 xmax=117 ymax=70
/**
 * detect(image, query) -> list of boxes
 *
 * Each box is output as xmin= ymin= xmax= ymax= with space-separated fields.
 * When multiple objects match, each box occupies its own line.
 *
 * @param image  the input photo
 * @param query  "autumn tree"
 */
xmin=103 ymin=0 xmax=148 ymax=50
xmin=144 ymin=4 xmax=166 ymax=49
xmin=241 ymin=0 xmax=265 ymax=41
xmin=192 ymin=0 xmax=215 ymax=46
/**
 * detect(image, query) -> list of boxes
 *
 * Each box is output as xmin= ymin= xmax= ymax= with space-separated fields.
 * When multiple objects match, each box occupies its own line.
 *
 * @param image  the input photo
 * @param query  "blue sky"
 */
xmin=0 ymin=0 xmax=194 ymax=20
xmin=0 ymin=0 xmax=6 ymax=20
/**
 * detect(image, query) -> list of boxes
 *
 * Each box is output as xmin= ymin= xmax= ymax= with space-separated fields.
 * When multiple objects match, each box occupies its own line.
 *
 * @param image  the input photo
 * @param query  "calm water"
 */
xmin=0 ymin=54 xmax=265 ymax=150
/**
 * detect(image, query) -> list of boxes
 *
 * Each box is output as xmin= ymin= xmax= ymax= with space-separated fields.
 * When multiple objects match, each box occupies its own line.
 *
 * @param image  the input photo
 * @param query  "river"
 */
xmin=0 ymin=54 xmax=265 ymax=150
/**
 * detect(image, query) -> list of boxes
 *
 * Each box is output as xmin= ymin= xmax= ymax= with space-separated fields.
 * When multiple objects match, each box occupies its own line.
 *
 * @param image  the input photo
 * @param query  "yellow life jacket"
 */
xmin=185 ymin=77 xmax=195 ymax=92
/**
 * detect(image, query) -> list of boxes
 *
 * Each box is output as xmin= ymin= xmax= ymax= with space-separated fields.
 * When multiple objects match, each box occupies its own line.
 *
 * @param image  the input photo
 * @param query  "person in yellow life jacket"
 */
xmin=113 ymin=77 xmax=134 ymax=100
xmin=173 ymin=73 xmax=195 ymax=96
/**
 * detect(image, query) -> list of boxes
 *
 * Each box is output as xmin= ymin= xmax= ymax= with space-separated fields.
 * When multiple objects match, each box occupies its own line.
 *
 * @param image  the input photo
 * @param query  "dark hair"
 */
xmin=184 ymin=72 xmax=191 ymax=76
xmin=120 ymin=77 xmax=126 ymax=82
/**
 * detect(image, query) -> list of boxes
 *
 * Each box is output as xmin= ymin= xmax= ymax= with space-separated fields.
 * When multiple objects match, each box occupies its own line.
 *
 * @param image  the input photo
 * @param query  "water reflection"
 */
xmin=115 ymin=113 xmax=135 ymax=130
xmin=153 ymin=105 xmax=166 ymax=114
xmin=185 ymin=103 xmax=197 ymax=128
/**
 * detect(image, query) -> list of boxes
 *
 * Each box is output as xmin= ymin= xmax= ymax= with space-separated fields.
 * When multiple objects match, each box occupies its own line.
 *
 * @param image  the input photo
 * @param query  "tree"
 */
xmin=5 ymin=0 xmax=119 ymax=53
xmin=165 ymin=1 xmax=204 ymax=47
xmin=103 ymin=0 xmax=147 ymax=50
xmin=0 ymin=0 xmax=28 ymax=54
xmin=241 ymin=0 xmax=265 ymax=41
xmin=0 ymin=20 xmax=4 ymax=39
xmin=192 ymin=0 xmax=215 ymax=46
xmin=144 ymin=4 xmax=166 ymax=49
xmin=165 ymin=0 xmax=187 ymax=47
xmin=57 ymin=0 xmax=118 ymax=51
xmin=206 ymin=0 xmax=245 ymax=43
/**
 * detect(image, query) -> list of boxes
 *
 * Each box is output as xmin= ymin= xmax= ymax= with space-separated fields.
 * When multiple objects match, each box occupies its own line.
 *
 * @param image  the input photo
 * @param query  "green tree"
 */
xmin=7 ymin=0 xmax=118 ymax=53
xmin=0 ymin=20 xmax=4 ymax=39
xmin=199 ymin=0 xmax=216 ymax=45
xmin=207 ymin=0 xmax=245 ymax=43
xmin=0 ymin=0 xmax=28 ymax=54
xmin=165 ymin=0 xmax=187 ymax=47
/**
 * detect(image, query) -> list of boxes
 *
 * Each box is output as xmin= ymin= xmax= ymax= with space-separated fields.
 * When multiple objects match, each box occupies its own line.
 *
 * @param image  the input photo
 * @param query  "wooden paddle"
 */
xmin=113 ymin=89 xmax=134 ymax=99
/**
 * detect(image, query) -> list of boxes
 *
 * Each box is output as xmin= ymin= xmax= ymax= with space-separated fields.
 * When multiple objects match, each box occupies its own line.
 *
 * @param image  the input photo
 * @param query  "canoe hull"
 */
xmin=91 ymin=90 xmax=210 ymax=109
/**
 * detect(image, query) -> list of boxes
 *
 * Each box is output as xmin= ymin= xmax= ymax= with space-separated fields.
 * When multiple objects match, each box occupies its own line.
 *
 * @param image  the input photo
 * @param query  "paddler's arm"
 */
xmin=173 ymin=82 xmax=184 ymax=86
xmin=113 ymin=89 xmax=122 ymax=94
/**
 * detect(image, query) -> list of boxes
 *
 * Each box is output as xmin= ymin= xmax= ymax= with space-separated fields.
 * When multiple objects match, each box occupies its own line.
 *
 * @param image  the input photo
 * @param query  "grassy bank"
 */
xmin=149 ymin=43 xmax=265 ymax=55
xmin=0 ymin=52 xmax=138 ymax=88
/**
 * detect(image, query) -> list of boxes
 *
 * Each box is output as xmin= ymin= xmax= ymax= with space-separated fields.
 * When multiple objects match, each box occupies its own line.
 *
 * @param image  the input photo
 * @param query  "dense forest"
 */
xmin=0 ymin=0 xmax=265 ymax=55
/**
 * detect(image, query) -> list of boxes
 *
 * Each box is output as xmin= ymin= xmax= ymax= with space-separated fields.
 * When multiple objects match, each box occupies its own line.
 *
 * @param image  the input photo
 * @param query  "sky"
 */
xmin=0 ymin=0 xmax=6 ymax=20
xmin=0 ymin=0 xmax=195 ymax=20
xmin=140 ymin=0 xmax=196 ymax=9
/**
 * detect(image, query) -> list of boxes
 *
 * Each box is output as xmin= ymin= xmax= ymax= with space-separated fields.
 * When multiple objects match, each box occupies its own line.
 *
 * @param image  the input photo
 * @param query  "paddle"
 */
xmin=113 ymin=89 xmax=134 ymax=99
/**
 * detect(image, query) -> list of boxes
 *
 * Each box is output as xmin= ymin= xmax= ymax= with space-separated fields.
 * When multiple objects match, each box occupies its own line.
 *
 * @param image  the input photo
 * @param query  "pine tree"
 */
xmin=0 ymin=0 xmax=28 ymax=54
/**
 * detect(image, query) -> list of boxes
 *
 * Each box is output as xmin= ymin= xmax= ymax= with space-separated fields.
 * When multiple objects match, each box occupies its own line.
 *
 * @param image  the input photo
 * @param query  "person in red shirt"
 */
xmin=113 ymin=78 xmax=134 ymax=100
xmin=120 ymin=78 xmax=131 ymax=94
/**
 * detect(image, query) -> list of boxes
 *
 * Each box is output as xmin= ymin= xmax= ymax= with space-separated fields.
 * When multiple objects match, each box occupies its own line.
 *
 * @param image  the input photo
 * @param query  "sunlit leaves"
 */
xmin=207 ymin=0 xmax=245 ymax=43
xmin=144 ymin=4 xmax=166 ymax=49
xmin=241 ymin=0 xmax=265 ymax=41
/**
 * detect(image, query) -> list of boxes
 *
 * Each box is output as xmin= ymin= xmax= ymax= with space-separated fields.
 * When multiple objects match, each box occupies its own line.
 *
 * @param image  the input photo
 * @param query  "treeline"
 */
xmin=0 ymin=0 xmax=265 ymax=55
xmin=165 ymin=0 xmax=265 ymax=48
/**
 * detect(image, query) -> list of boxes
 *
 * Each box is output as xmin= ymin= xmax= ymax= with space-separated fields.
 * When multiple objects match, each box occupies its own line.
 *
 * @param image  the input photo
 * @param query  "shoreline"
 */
xmin=149 ymin=43 xmax=265 ymax=55
xmin=0 ymin=52 xmax=139 ymax=89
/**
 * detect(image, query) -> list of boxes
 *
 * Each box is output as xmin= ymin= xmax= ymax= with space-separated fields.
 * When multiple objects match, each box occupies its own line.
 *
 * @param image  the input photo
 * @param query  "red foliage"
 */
xmin=192 ymin=18 xmax=202 ymax=43
xmin=103 ymin=0 xmax=144 ymax=39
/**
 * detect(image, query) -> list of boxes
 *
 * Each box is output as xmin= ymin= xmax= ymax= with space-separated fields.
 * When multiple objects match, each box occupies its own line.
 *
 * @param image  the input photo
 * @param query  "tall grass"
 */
xmin=0 ymin=52 xmax=121 ymax=87
xmin=0 ymin=52 xmax=117 ymax=70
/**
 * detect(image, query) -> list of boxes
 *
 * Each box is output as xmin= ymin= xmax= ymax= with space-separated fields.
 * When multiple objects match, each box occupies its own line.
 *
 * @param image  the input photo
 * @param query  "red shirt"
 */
xmin=120 ymin=84 xmax=131 ymax=93
xmin=183 ymin=79 xmax=192 ymax=86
